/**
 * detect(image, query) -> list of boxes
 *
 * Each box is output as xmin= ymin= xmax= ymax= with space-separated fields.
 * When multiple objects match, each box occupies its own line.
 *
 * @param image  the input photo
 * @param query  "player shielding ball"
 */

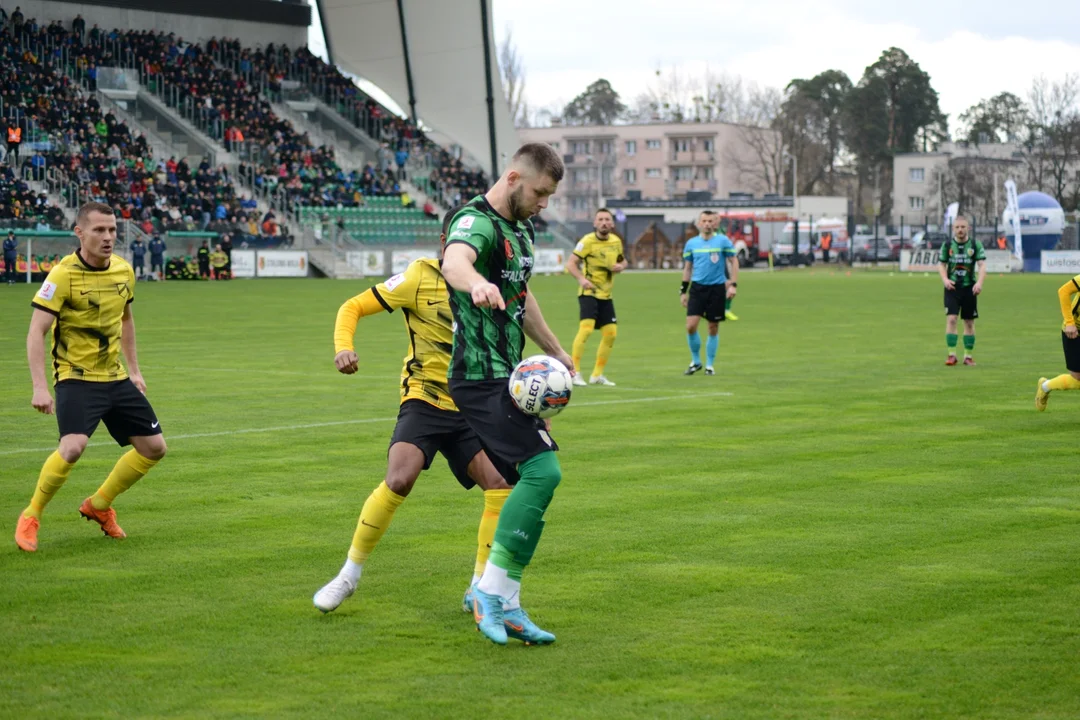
xmin=16 ymin=202 xmax=167 ymax=553
xmin=566 ymin=208 xmax=626 ymax=387
xmin=441 ymin=143 xmax=573 ymax=646
xmin=938 ymin=216 xmax=986 ymax=366
xmin=313 ymin=208 xmax=512 ymax=613
xmin=1035 ymin=274 xmax=1080 ymax=411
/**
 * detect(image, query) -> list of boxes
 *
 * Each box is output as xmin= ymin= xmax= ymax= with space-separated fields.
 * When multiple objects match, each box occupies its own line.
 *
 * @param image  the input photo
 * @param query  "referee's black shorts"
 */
xmin=388 ymin=399 xmax=486 ymax=489
xmin=944 ymin=286 xmax=978 ymax=320
xmin=687 ymin=282 xmax=727 ymax=323
xmin=578 ymin=295 xmax=616 ymax=327
xmin=56 ymin=379 xmax=162 ymax=446
xmin=449 ymin=378 xmax=558 ymax=485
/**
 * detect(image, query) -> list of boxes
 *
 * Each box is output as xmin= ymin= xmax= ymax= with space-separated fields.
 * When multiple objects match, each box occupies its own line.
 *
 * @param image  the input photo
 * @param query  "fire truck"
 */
xmin=714 ymin=210 xmax=792 ymax=267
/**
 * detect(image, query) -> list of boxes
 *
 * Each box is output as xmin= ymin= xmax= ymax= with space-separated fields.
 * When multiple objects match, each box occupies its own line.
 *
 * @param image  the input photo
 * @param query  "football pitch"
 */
xmin=1 ymin=269 xmax=1078 ymax=719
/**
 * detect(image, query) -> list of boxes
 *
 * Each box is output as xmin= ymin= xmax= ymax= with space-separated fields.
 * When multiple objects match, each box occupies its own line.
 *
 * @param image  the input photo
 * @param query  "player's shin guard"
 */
xmin=592 ymin=325 xmax=617 ymax=378
xmin=91 ymin=450 xmax=159 ymax=510
xmin=489 ymin=452 xmax=562 ymax=572
xmin=706 ymin=334 xmax=719 ymax=367
xmin=24 ymin=451 xmax=74 ymax=519
xmin=572 ymin=320 xmax=595 ymax=373
xmin=688 ymin=332 xmax=702 ymax=364
xmin=475 ymin=489 xmax=510 ymax=577
xmin=347 ymin=481 xmax=405 ymax=565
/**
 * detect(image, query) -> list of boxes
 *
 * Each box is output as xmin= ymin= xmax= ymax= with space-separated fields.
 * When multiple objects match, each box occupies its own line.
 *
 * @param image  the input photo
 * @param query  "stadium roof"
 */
xmin=315 ymin=0 xmax=518 ymax=178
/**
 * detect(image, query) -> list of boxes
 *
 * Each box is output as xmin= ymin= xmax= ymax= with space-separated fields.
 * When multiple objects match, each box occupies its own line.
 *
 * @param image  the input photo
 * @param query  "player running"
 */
xmin=313 ymin=208 xmax=513 ymax=613
xmin=441 ymin=143 xmax=572 ymax=646
xmin=938 ymin=216 xmax=986 ymax=366
xmin=566 ymin=207 xmax=626 ymax=387
xmin=16 ymin=202 xmax=167 ymax=552
xmin=1035 ymin=273 xmax=1080 ymax=410
xmin=679 ymin=210 xmax=738 ymax=376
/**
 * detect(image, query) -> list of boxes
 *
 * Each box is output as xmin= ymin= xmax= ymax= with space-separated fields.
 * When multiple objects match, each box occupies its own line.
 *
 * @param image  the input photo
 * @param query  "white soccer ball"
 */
xmin=508 ymin=355 xmax=573 ymax=419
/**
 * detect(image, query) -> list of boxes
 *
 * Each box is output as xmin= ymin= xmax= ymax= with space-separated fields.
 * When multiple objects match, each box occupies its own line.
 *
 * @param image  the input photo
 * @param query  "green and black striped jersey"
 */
xmin=443 ymin=195 xmax=535 ymax=380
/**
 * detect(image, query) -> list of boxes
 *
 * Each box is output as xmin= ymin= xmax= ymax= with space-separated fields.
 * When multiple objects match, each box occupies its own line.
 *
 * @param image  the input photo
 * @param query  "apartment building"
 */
xmin=518 ymin=121 xmax=780 ymax=221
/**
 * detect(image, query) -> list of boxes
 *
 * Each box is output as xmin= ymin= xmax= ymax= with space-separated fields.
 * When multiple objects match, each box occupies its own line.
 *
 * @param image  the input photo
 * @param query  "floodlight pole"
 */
xmin=479 ymin=0 xmax=499 ymax=179
xmin=395 ymin=0 xmax=418 ymax=122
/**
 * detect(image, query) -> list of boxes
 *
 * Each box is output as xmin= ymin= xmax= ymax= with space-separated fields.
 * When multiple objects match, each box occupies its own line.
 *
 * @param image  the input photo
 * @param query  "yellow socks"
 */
xmin=347 ymin=481 xmax=406 ymax=565
xmin=475 ymin=489 xmax=510 ymax=576
xmin=592 ymin=324 xmax=617 ymax=378
xmin=91 ymin=450 xmax=159 ymax=510
xmin=23 ymin=451 xmax=74 ymax=519
xmin=571 ymin=319 xmax=595 ymax=372
xmin=1047 ymin=374 xmax=1080 ymax=391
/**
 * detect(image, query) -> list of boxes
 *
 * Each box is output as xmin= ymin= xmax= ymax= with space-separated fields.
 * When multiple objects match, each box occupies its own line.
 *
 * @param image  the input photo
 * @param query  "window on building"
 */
xmin=570 ymin=196 xmax=590 ymax=211
xmin=695 ymin=166 xmax=713 ymax=180
xmin=550 ymin=141 xmax=560 ymax=150
xmin=673 ymin=166 xmax=693 ymax=181
xmin=701 ymin=138 xmax=714 ymax=153
xmin=598 ymin=140 xmax=613 ymax=155
xmin=571 ymin=168 xmax=590 ymax=185
xmin=623 ymin=169 xmax=637 ymax=184
xmin=625 ymin=140 xmax=637 ymax=156
xmin=673 ymin=139 xmax=692 ymax=153
xmin=570 ymin=140 xmax=589 ymax=154
xmin=646 ymin=139 xmax=661 ymax=150
xmin=909 ymin=167 xmax=925 ymax=183
xmin=645 ymin=168 xmax=662 ymax=178
xmin=909 ymin=196 xmax=925 ymax=210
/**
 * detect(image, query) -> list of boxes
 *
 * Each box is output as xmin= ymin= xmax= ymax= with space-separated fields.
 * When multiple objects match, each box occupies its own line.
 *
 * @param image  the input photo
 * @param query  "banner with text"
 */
xmin=346 ymin=250 xmax=386 ymax=277
xmin=1040 ymin=251 xmax=1080 ymax=274
xmin=257 ymin=250 xmax=309 ymax=277
xmin=534 ymin=249 xmax=566 ymax=274
xmin=899 ymin=249 xmax=940 ymax=272
xmin=231 ymin=249 xmax=256 ymax=278
xmin=391 ymin=249 xmax=438 ymax=274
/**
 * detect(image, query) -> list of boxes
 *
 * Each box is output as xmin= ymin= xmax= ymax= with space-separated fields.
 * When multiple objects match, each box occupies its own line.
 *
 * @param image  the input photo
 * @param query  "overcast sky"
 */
xmin=310 ymin=0 xmax=1080 ymax=128
xmin=490 ymin=0 xmax=1080 ymax=124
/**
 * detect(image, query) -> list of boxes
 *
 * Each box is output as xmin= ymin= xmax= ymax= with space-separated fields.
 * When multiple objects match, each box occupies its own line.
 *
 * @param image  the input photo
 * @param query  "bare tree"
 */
xmin=1021 ymin=74 xmax=1080 ymax=202
xmin=498 ymin=27 xmax=528 ymax=127
xmin=724 ymin=86 xmax=786 ymax=194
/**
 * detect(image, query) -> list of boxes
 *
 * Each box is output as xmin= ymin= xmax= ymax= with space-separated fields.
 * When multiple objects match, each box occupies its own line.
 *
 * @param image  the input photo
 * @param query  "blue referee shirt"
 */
xmin=683 ymin=234 xmax=736 ymax=286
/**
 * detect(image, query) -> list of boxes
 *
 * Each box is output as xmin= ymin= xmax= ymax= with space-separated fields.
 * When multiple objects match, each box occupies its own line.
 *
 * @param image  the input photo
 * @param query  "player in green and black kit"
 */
xmin=441 ymin=143 xmax=573 ymax=646
xmin=938 ymin=215 xmax=987 ymax=365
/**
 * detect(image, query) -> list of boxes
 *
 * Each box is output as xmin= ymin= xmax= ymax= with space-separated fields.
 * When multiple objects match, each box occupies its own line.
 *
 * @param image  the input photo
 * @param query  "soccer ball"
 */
xmin=508 ymin=355 xmax=573 ymax=419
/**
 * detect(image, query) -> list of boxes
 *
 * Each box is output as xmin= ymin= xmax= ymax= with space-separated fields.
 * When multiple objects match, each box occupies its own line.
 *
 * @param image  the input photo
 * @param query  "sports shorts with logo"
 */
xmin=56 ymin=379 xmax=161 ymax=445
xmin=448 ymin=379 xmax=559 ymax=485
xmin=389 ymin=399 xmax=487 ymax=489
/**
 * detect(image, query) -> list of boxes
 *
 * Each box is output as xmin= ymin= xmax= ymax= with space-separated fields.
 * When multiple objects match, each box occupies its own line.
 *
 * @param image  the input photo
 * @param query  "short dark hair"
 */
xmin=76 ymin=201 xmax=115 ymax=226
xmin=595 ymin=207 xmax=614 ymax=219
xmin=513 ymin=143 xmax=564 ymax=182
xmin=700 ymin=210 xmax=718 ymax=217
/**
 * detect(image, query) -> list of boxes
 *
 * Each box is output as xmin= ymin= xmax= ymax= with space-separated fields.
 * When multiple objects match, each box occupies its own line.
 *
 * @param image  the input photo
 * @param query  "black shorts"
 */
xmin=151 ymin=258 xmax=164 ymax=272
xmin=1063 ymin=332 xmax=1080 ymax=373
xmin=55 ymin=379 xmax=162 ymax=446
xmin=944 ymin=286 xmax=978 ymax=320
xmin=389 ymin=399 xmax=486 ymax=489
xmin=687 ymin=282 xmax=727 ymax=322
xmin=448 ymin=378 xmax=559 ymax=485
xmin=578 ymin=296 xmax=616 ymax=327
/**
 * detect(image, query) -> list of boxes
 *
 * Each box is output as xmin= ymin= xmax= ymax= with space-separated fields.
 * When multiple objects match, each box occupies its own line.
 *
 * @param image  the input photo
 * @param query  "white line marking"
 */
xmin=0 ymin=391 xmax=732 ymax=457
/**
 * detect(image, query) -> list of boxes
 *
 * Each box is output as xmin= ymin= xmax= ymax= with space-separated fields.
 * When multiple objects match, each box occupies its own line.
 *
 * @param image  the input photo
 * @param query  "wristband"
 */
xmin=731 ymin=282 xmax=737 ymax=288
xmin=680 ymin=281 xmax=689 ymax=294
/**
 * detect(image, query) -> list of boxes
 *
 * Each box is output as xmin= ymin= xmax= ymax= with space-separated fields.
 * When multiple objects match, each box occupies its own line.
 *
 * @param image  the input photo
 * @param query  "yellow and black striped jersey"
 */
xmin=371 ymin=258 xmax=456 ymax=410
xmin=573 ymin=232 xmax=624 ymax=299
xmin=31 ymin=250 xmax=135 ymax=384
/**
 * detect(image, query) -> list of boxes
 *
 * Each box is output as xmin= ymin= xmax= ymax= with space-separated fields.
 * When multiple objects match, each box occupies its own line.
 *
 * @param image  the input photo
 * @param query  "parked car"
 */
xmin=911 ymin=231 xmax=950 ymax=250
xmin=852 ymin=235 xmax=899 ymax=262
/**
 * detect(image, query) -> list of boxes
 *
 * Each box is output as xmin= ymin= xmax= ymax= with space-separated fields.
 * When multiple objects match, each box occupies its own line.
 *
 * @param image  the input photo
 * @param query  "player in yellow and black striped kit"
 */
xmin=566 ymin=208 xmax=626 ymax=387
xmin=313 ymin=208 xmax=512 ymax=614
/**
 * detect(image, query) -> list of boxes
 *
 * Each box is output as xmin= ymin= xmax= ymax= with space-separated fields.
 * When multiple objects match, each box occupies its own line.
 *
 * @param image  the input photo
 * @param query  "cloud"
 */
xmin=493 ymin=0 xmax=1080 ymax=125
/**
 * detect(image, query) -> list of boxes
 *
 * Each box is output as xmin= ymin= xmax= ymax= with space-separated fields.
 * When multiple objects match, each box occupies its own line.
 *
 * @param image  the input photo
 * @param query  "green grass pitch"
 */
xmin=1 ymin=269 xmax=1078 ymax=719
